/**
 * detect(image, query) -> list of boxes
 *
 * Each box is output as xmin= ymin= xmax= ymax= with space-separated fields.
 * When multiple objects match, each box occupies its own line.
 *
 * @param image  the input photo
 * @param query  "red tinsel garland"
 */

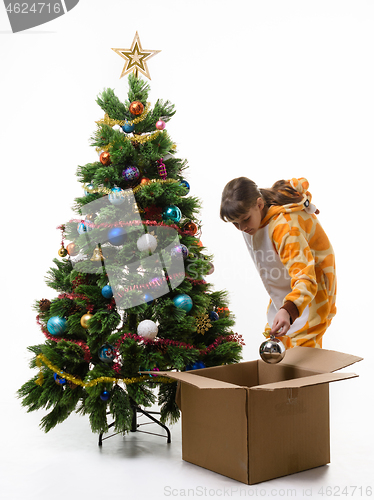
xmin=36 ymin=315 xmax=92 ymax=362
xmin=115 ymin=330 xmax=245 ymax=356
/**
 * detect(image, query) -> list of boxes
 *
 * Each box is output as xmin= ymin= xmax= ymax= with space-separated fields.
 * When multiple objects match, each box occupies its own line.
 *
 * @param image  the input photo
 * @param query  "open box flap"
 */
xmin=154 ymin=371 xmax=241 ymax=389
xmin=250 ymin=371 xmax=358 ymax=391
xmin=281 ymin=347 xmax=363 ymax=373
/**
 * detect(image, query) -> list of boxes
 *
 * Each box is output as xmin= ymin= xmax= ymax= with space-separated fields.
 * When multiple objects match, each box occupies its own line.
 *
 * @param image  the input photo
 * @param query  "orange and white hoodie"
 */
xmin=242 ymin=178 xmax=337 ymax=349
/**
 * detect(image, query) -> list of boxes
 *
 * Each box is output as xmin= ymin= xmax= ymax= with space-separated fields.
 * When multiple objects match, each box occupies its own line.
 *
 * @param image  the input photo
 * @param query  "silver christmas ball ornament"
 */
xmin=259 ymin=335 xmax=286 ymax=364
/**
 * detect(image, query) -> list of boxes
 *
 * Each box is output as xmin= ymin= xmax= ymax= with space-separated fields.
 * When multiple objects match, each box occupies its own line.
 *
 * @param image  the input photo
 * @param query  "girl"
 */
xmin=220 ymin=177 xmax=336 ymax=349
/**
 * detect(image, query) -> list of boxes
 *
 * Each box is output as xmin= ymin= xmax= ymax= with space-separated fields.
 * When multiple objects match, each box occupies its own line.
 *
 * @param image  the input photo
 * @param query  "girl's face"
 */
xmin=232 ymin=197 xmax=266 ymax=236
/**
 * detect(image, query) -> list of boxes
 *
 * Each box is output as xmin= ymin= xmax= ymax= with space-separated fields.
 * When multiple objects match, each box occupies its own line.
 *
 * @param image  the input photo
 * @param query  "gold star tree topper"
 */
xmin=112 ymin=32 xmax=161 ymax=80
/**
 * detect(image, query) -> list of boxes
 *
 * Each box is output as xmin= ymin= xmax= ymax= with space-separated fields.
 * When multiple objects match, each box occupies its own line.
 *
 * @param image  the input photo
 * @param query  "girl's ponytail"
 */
xmin=260 ymin=180 xmax=304 ymax=207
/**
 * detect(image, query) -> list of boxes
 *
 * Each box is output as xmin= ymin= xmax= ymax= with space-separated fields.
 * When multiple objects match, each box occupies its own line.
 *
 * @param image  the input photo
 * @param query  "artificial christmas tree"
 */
xmin=18 ymin=35 xmax=244 ymax=441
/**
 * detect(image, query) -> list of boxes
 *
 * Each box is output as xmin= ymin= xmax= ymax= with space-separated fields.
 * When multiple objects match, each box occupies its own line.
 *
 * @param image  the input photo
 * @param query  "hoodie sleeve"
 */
xmin=271 ymin=215 xmax=318 ymax=317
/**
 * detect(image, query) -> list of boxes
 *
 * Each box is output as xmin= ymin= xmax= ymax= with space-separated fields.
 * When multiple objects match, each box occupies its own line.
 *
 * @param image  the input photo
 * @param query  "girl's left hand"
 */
xmin=271 ymin=309 xmax=291 ymax=336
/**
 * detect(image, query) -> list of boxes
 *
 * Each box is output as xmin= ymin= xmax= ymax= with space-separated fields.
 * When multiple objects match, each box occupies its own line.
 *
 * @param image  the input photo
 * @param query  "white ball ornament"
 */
xmin=137 ymin=320 xmax=158 ymax=340
xmin=137 ymin=234 xmax=158 ymax=253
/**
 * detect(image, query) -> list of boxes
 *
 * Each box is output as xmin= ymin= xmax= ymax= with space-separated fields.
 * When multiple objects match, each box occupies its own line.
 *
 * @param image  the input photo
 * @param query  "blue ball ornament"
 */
xmin=77 ymin=220 xmax=92 ymax=234
xmin=172 ymin=294 xmax=193 ymax=312
xmin=84 ymin=183 xmax=95 ymax=196
xmin=101 ymin=285 xmax=113 ymax=299
xmin=122 ymin=121 xmax=135 ymax=133
xmin=180 ymin=179 xmax=190 ymax=194
xmin=143 ymin=293 xmax=154 ymax=305
xmin=53 ymin=372 xmax=66 ymax=385
xmin=98 ymin=344 xmax=115 ymax=363
xmin=192 ymin=361 xmax=206 ymax=370
xmin=122 ymin=166 xmax=140 ymax=182
xmin=107 ymin=227 xmax=127 ymax=246
xmin=47 ymin=316 xmax=67 ymax=336
xmin=209 ymin=311 xmax=220 ymax=321
xmin=162 ymin=205 xmax=182 ymax=223
xmin=108 ymin=187 xmax=125 ymax=206
xmin=100 ymin=390 xmax=110 ymax=401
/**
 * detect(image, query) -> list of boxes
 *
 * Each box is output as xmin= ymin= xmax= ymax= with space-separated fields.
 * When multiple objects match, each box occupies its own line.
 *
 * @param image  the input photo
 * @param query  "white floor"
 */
xmin=3 ymin=363 xmax=372 ymax=500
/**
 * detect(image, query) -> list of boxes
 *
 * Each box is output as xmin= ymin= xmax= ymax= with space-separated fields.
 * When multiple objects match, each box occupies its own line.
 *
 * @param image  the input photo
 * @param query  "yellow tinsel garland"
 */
xmin=83 ymin=178 xmax=178 ymax=196
xmin=35 ymin=354 xmax=172 ymax=388
xmin=96 ymin=102 xmax=152 ymax=128
xmin=95 ymin=130 xmax=162 ymax=155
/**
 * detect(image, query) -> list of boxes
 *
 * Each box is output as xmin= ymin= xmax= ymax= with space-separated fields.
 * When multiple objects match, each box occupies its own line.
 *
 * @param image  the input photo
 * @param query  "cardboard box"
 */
xmin=161 ymin=347 xmax=362 ymax=484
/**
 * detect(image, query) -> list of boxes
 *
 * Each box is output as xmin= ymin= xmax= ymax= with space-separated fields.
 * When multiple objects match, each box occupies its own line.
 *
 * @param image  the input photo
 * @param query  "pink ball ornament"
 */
xmin=156 ymin=119 xmax=166 ymax=130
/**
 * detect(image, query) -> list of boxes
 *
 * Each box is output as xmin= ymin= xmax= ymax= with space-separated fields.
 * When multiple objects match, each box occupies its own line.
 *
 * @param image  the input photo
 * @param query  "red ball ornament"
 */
xmin=156 ymin=119 xmax=166 ymax=130
xmin=66 ymin=242 xmax=78 ymax=256
xmin=140 ymin=177 xmax=151 ymax=185
xmin=99 ymin=152 xmax=111 ymax=166
xmin=129 ymin=101 xmax=144 ymax=116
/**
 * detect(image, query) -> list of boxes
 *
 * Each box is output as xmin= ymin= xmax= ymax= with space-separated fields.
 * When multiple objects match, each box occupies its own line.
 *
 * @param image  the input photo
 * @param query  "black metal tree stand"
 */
xmin=98 ymin=398 xmax=171 ymax=446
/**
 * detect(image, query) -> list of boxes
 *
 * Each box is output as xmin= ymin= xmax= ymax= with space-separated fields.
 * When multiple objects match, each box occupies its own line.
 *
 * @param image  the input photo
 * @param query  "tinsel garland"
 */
xmin=36 ymin=315 xmax=92 ymax=362
xmin=35 ymin=353 xmax=173 ymax=388
xmin=95 ymin=130 xmax=161 ymax=154
xmin=66 ymin=218 xmax=185 ymax=235
xmin=116 ymin=331 xmax=245 ymax=356
xmin=96 ymin=103 xmax=152 ymax=128
xmin=82 ymin=178 xmax=178 ymax=196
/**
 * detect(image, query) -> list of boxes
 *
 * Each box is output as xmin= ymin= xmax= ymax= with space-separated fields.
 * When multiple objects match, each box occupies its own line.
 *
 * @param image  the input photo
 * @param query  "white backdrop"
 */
xmin=1 ymin=2 xmax=373 ymax=499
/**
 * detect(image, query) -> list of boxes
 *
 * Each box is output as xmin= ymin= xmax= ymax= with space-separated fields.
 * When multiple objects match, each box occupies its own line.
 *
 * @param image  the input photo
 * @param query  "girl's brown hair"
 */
xmin=220 ymin=177 xmax=304 ymax=222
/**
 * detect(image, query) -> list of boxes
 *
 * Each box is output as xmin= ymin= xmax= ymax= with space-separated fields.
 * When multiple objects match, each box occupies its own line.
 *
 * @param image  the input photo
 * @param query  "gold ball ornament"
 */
xmin=129 ymin=101 xmax=144 ymax=116
xmin=66 ymin=242 xmax=78 ymax=256
xmin=80 ymin=313 xmax=93 ymax=329
xmin=99 ymin=152 xmax=111 ymax=166
xmin=58 ymin=246 xmax=68 ymax=257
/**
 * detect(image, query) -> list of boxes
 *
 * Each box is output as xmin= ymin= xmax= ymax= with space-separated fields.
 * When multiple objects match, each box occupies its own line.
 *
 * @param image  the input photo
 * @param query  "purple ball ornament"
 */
xmin=122 ymin=166 xmax=140 ymax=182
xmin=171 ymin=243 xmax=189 ymax=260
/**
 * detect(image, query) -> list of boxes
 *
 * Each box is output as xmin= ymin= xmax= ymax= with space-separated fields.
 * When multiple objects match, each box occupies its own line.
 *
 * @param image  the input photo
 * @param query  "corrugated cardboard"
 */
xmin=158 ymin=347 xmax=362 ymax=484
